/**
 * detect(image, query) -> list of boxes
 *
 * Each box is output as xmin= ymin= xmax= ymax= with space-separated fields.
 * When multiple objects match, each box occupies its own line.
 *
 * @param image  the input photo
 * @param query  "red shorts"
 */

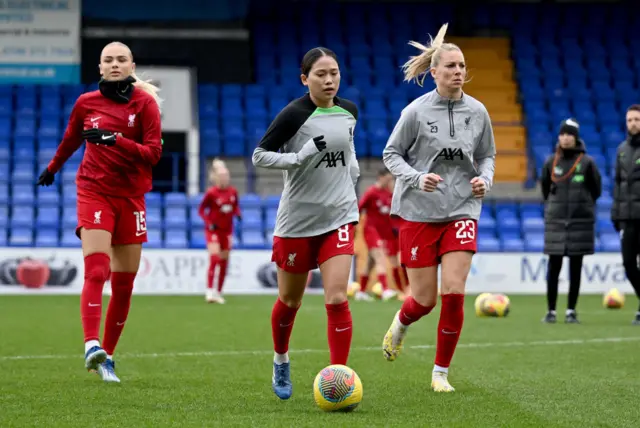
xmin=272 ymin=224 xmax=355 ymax=274
xmin=399 ymin=219 xmax=477 ymax=268
xmin=205 ymin=229 xmax=233 ymax=251
xmin=76 ymin=188 xmax=147 ymax=245
xmin=363 ymin=226 xmax=398 ymax=255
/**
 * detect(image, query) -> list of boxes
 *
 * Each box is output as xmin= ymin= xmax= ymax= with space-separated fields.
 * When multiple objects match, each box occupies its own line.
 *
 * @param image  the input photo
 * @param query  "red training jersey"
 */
xmin=48 ymin=88 xmax=163 ymax=198
xmin=198 ymin=186 xmax=241 ymax=232
xmin=358 ymin=184 xmax=393 ymax=234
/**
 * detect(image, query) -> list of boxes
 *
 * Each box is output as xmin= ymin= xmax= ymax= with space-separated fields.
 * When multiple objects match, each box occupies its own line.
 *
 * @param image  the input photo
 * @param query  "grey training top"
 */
xmin=252 ymin=93 xmax=360 ymax=238
xmin=383 ymin=89 xmax=496 ymax=222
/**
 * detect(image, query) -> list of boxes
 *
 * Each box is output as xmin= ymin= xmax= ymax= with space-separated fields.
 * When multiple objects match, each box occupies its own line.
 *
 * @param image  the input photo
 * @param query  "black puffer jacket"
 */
xmin=541 ymin=140 xmax=602 ymax=256
xmin=611 ymin=133 xmax=640 ymax=229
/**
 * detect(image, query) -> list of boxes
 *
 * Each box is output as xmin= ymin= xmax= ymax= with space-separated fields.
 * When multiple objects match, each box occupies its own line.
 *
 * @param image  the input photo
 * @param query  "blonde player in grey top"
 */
xmin=380 ymin=23 xmax=496 ymax=393
xmin=251 ymin=47 xmax=360 ymax=401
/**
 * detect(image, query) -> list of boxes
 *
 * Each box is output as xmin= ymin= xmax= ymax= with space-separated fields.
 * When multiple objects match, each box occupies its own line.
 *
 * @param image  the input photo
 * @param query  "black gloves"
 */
xmin=82 ymin=128 xmax=118 ymax=146
xmin=312 ymin=135 xmax=327 ymax=151
xmin=36 ymin=168 xmax=55 ymax=186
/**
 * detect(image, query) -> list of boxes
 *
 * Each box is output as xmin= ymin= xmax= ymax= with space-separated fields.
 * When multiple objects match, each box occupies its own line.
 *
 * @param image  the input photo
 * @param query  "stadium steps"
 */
xmin=450 ymin=37 xmax=527 ymax=183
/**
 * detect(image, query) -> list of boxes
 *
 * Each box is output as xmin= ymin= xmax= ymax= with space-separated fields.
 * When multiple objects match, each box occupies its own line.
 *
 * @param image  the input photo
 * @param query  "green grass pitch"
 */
xmin=0 ymin=294 xmax=639 ymax=427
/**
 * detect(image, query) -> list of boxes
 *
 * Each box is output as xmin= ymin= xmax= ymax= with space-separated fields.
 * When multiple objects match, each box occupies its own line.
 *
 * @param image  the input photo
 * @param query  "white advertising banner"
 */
xmin=134 ymin=66 xmax=193 ymax=132
xmin=0 ymin=249 xmax=633 ymax=296
xmin=0 ymin=0 xmax=81 ymax=83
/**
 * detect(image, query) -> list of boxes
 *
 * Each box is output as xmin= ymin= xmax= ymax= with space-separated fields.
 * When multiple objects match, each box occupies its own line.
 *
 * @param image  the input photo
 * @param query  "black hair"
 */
xmin=628 ymin=104 xmax=640 ymax=113
xmin=301 ymin=47 xmax=339 ymax=76
xmin=378 ymin=167 xmax=391 ymax=177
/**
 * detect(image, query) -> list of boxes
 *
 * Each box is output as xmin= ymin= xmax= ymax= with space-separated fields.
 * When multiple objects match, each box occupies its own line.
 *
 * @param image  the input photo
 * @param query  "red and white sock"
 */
xmin=326 ymin=301 xmax=352 ymax=365
xmin=392 ymin=267 xmax=404 ymax=292
xmin=398 ymin=296 xmax=434 ymax=326
xmin=80 ymin=253 xmax=111 ymax=345
xmin=434 ymin=294 xmax=465 ymax=372
xmin=207 ymin=255 xmax=219 ymax=289
xmin=102 ymin=272 xmax=135 ymax=356
xmin=217 ymin=258 xmax=228 ymax=293
xmin=271 ymin=298 xmax=299 ymax=363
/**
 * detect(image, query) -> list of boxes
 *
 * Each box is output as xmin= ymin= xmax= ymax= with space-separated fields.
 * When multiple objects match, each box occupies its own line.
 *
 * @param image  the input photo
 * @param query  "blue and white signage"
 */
xmin=0 ymin=0 xmax=81 ymax=83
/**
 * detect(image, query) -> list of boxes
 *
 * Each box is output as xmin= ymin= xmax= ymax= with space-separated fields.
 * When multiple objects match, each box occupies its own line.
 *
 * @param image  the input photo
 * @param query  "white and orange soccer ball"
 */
xmin=475 ymin=293 xmax=511 ymax=318
xmin=603 ymin=288 xmax=625 ymax=309
xmin=347 ymin=282 xmax=361 ymax=298
xmin=313 ymin=364 xmax=363 ymax=412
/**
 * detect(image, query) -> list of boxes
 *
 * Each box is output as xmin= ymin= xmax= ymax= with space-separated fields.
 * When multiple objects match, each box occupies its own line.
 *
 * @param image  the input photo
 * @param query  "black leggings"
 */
xmin=621 ymin=222 xmax=640 ymax=309
xmin=546 ymin=255 xmax=583 ymax=312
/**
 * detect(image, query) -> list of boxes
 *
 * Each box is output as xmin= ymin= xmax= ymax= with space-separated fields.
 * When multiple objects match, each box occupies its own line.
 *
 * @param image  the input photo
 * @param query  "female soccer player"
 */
xmin=357 ymin=168 xmax=403 ymax=300
xmin=36 ymin=41 xmax=163 ymax=383
xmin=541 ymin=119 xmax=601 ymax=324
xmin=381 ymin=23 xmax=496 ymax=393
xmin=252 ymin=47 xmax=360 ymax=400
xmin=199 ymin=158 xmax=241 ymax=304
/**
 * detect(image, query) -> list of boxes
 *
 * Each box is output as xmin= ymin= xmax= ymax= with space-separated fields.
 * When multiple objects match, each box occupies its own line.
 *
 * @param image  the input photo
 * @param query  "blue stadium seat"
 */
xmin=165 ymin=207 xmax=187 ymax=229
xmin=241 ymin=230 xmax=266 ymax=248
xmin=145 ymin=192 xmax=163 ymax=208
xmin=0 ymin=206 xmax=8 ymax=229
xmin=9 ymin=228 xmax=33 ymax=247
xmin=36 ymin=207 xmax=60 ymax=228
xmin=60 ymin=229 xmax=80 ymax=247
xmin=62 ymin=207 xmax=77 ymax=228
xmin=35 ymin=229 xmax=59 ymax=247
xmin=146 ymin=207 xmax=162 ymax=229
xmin=164 ymin=192 xmax=188 ymax=208
xmin=190 ymin=207 xmax=204 ymax=227
xmin=241 ymin=210 xmax=263 ymax=231
xmin=37 ymin=188 xmax=60 ymax=206
xmin=146 ymin=229 xmax=163 ymax=248
xmin=165 ymin=230 xmax=188 ymax=248
xmin=190 ymin=228 xmax=207 ymax=249
xmin=11 ymin=206 xmax=34 ymax=228
xmin=601 ymin=234 xmax=620 ymax=252
xmin=477 ymin=237 xmax=501 ymax=252
xmin=524 ymin=234 xmax=545 ymax=252
xmin=522 ymin=217 xmax=545 ymax=233
xmin=188 ymin=193 xmax=204 ymax=208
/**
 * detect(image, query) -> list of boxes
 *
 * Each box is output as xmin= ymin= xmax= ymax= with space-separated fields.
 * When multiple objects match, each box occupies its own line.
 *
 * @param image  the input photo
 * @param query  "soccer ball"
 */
xmin=476 ymin=293 xmax=510 ymax=317
xmin=313 ymin=364 xmax=363 ymax=412
xmin=474 ymin=293 xmax=493 ymax=317
xmin=347 ymin=282 xmax=361 ymax=298
xmin=370 ymin=282 xmax=383 ymax=299
xmin=603 ymin=288 xmax=625 ymax=309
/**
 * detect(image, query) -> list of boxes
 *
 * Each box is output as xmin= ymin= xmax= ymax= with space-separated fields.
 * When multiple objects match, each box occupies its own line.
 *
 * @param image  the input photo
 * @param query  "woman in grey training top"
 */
xmin=252 ymin=47 xmax=360 ymax=401
xmin=381 ymin=23 xmax=496 ymax=393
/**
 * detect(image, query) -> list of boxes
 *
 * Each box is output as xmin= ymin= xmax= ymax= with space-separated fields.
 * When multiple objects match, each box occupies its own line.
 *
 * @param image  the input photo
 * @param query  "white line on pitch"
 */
xmin=0 ymin=336 xmax=638 ymax=362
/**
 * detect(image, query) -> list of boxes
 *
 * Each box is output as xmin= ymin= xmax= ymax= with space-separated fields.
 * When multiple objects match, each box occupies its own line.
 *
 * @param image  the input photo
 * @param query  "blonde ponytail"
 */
xmin=402 ymin=23 xmax=461 ymax=87
xmin=131 ymin=71 xmax=163 ymax=108
xmin=212 ymin=158 xmax=226 ymax=172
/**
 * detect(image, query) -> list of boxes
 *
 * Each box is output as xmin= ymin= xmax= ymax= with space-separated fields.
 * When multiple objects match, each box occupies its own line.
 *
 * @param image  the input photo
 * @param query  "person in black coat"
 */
xmin=611 ymin=104 xmax=640 ymax=325
xmin=540 ymin=119 xmax=602 ymax=324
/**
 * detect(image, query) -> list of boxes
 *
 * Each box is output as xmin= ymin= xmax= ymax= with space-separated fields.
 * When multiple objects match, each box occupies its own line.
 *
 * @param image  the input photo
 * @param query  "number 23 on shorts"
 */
xmin=454 ymin=219 xmax=475 ymax=244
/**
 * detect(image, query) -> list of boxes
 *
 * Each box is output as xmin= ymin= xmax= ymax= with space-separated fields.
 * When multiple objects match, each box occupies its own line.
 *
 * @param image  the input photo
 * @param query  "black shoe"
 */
xmin=632 ymin=313 xmax=640 ymax=326
xmin=565 ymin=312 xmax=580 ymax=324
xmin=542 ymin=312 xmax=556 ymax=323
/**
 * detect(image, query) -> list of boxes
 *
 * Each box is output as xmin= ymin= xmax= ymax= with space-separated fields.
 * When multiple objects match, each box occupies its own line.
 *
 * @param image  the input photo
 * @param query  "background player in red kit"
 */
xmin=199 ymin=158 xmax=241 ymax=304
xmin=36 ymin=41 xmax=163 ymax=383
xmin=357 ymin=168 xmax=404 ymax=301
